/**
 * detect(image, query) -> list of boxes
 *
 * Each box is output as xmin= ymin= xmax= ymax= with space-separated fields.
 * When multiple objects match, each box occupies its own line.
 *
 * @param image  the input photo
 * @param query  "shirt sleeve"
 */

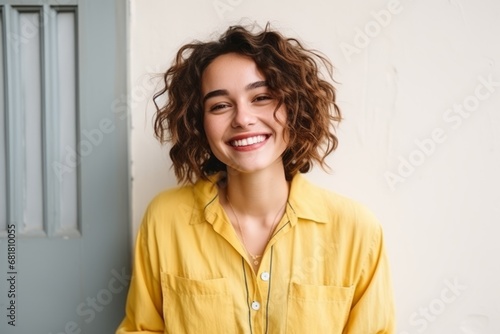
xmin=343 ymin=224 xmax=396 ymax=333
xmin=116 ymin=211 xmax=164 ymax=334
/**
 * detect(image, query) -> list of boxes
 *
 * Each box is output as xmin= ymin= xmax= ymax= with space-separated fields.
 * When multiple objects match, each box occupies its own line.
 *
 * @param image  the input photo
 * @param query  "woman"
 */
xmin=117 ymin=24 xmax=395 ymax=333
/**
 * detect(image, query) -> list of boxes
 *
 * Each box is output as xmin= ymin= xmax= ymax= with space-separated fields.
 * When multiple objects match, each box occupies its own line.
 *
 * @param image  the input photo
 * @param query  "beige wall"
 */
xmin=129 ymin=0 xmax=500 ymax=332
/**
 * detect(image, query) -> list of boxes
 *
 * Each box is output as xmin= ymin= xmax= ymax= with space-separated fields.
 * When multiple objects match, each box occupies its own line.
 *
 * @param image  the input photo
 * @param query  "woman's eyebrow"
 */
xmin=245 ymin=80 xmax=267 ymax=90
xmin=203 ymin=89 xmax=229 ymax=103
xmin=202 ymin=81 xmax=268 ymax=103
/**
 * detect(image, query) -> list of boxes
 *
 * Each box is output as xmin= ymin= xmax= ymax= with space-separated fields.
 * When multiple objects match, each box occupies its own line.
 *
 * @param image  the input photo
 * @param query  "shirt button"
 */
xmin=251 ymin=301 xmax=261 ymax=311
xmin=260 ymin=272 xmax=270 ymax=281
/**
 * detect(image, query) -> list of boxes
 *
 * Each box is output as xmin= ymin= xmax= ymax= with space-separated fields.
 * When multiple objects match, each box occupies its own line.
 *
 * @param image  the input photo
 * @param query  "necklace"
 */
xmin=225 ymin=193 xmax=286 ymax=266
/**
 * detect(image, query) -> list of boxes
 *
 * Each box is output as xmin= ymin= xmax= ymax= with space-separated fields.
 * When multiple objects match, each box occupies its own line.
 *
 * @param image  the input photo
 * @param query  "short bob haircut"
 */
xmin=153 ymin=23 xmax=341 ymax=184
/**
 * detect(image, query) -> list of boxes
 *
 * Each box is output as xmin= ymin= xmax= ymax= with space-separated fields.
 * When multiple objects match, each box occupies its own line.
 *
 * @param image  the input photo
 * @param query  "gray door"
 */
xmin=0 ymin=1 xmax=130 ymax=333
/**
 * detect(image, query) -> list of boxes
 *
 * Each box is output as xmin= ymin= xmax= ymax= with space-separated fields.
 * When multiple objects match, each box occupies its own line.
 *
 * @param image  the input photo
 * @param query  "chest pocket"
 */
xmin=285 ymin=282 xmax=354 ymax=334
xmin=161 ymin=274 xmax=236 ymax=334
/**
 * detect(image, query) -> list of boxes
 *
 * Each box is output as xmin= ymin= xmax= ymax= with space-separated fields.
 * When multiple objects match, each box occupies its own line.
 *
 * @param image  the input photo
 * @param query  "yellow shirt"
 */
xmin=116 ymin=173 xmax=395 ymax=333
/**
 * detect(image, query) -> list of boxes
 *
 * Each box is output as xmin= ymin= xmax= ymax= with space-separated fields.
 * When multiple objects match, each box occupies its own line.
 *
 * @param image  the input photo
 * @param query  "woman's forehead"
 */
xmin=201 ymin=53 xmax=266 ymax=94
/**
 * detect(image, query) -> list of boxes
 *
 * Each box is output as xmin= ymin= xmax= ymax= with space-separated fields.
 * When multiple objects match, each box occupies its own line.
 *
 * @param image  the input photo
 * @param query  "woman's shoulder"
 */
xmin=291 ymin=174 xmax=382 ymax=232
xmin=141 ymin=176 xmax=218 ymax=224
xmin=148 ymin=184 xmax=195 ymax=209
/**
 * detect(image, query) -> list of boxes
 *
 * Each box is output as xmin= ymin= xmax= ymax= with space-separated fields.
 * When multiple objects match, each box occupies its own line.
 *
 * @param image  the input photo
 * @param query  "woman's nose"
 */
xmin=231 ymin=104 xmax=256 ymax=128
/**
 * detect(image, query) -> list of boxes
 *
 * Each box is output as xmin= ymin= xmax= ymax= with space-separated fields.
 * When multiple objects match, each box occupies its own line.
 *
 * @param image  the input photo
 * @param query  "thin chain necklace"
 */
xmin=225 ymin=193 xmax=286 ymax=266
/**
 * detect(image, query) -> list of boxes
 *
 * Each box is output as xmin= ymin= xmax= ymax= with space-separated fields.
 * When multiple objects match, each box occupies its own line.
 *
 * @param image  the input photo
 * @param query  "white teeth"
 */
xmin=231 ymin=135 xmax=266 ymax=147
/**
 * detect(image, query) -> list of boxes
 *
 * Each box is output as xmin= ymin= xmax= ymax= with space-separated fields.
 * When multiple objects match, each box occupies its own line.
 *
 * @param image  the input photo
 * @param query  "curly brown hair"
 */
xmin=153 ymin=23 xmax=341 ymax=184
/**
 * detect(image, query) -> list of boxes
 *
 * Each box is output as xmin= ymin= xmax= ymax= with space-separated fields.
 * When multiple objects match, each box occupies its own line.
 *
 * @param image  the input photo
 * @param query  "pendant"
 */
xmin=251 ymin=254 xmax=261 ymax=266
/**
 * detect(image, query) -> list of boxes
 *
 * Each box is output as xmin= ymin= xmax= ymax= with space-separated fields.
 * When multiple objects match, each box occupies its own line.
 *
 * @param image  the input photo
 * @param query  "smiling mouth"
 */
xmin=229 ymin=135 xmax=268 ymax=147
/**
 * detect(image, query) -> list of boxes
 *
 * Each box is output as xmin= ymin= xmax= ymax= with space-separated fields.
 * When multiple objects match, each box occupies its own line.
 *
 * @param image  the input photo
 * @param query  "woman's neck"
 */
xmin=223 ymin=164 xmax=289 ymax=223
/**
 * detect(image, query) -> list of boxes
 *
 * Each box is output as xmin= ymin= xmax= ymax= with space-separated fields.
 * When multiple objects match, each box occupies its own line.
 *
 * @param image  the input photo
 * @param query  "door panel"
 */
xmin=0 ymin=1 xmax=130 ymax=333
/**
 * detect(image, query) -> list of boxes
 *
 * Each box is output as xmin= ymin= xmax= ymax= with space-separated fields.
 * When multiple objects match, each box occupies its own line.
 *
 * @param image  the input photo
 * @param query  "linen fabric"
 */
xmin=116 ymin=173 xmax=395 ymax=333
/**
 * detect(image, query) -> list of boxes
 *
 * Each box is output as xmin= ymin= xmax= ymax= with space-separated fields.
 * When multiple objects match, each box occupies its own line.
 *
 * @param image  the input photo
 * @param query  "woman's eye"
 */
xmin=254 ymin=95 xmax=272 ymax=102
xmin=209 ymin=103 xmax=229 ymax=112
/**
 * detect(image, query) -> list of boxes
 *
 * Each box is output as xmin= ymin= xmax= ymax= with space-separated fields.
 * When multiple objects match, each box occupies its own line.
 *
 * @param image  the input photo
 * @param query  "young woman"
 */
xmin=117 ymin=24 xmax=395 ymax=333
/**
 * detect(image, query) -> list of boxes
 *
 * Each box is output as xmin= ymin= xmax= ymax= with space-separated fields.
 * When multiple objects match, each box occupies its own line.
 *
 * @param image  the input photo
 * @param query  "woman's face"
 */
xmin=201 ymin=53 xmax=288 ymax=176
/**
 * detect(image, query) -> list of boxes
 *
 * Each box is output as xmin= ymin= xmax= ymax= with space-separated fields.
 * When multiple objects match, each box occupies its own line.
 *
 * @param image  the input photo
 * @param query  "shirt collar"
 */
xmin=191 ymin=172 xmax=330 ymax=225
xmin=286 ymin=173 xmax=329 ymax=224
xmin=190 ymin=173 xmax=221 ymax=225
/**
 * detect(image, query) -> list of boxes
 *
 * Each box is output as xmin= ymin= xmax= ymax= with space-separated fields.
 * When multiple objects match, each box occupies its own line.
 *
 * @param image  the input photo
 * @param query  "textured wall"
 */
xmin=130 ymin=0 xmax=500 ymax=332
